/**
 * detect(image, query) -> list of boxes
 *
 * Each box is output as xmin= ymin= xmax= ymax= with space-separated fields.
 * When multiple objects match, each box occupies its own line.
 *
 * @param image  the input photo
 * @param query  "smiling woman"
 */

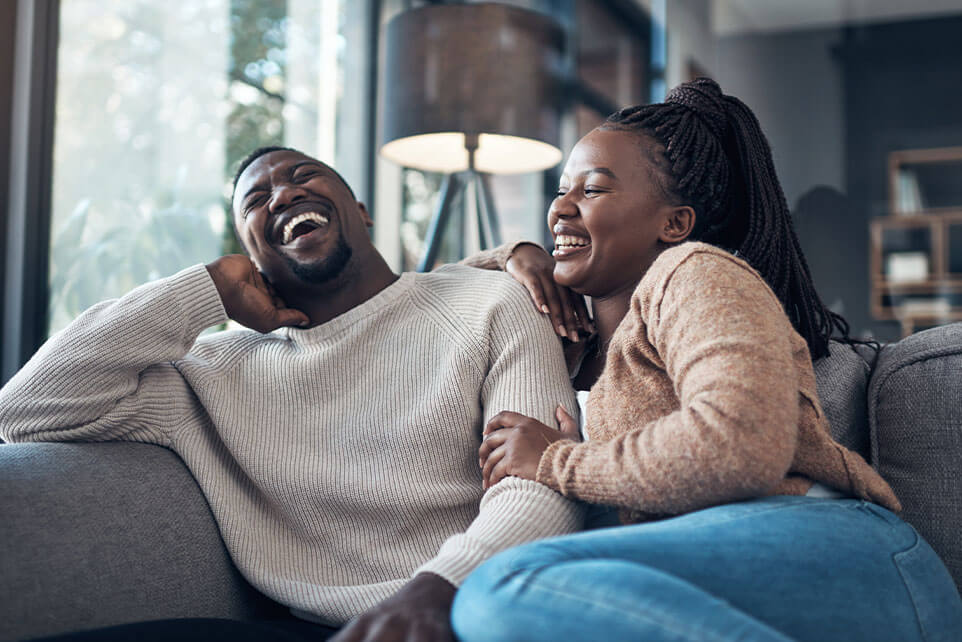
xmin=453 ymin=78 xmax=962 ymax=642
xmin=548 ymin=128 xmax=691 ymax=300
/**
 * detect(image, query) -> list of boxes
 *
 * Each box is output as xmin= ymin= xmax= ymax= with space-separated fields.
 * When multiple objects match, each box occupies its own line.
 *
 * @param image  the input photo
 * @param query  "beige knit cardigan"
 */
xmin=469 ymin=241 xmax=900 ymax=523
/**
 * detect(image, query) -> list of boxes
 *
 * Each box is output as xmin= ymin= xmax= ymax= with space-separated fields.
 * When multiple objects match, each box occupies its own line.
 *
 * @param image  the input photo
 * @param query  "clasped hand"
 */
xmin=479 ymin=406 xmax=581 ymax=489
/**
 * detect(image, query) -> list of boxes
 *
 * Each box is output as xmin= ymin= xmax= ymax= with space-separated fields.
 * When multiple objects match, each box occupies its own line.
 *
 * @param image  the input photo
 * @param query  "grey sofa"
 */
xmin=2 ymin=324 xmax=962 ymax=641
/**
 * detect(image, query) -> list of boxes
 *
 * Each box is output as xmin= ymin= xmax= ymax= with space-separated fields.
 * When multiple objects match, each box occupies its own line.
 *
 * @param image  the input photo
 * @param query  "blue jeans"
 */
xmin=452 ymin=497 xmax=962 ymax=642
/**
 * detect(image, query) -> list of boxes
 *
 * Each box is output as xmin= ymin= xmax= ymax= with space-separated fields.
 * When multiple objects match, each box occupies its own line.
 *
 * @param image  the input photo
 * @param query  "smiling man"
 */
xmin=0 ymin=147 xmax=583 ymax=641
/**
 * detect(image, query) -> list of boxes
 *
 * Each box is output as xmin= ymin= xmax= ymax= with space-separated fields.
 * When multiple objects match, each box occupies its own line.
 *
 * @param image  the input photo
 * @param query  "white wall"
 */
xmin=660 ymin=3 xmax=846 ymax=208
xmin=714 ymin=28 xmax=846 ymax=208
xmin=665 ymin=0 xmax=716 ymax=90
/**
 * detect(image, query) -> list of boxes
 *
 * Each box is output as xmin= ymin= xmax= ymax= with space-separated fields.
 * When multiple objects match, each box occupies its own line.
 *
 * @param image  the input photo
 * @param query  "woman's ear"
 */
xmin=660 ymin=205 xmax=696 ymax=244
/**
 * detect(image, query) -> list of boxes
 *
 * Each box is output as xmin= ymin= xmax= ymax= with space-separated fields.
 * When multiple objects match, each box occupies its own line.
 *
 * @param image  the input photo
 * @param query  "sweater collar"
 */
xmin=280 ymin=271 xmax=416 ymax=345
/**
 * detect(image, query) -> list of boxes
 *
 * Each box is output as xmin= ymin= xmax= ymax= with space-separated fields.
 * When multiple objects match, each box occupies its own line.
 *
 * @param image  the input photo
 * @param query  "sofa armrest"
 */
xmin=869 ymin=323 xmax=962 ymax=595
xmin=0 ymin=442 xmax=283 ymax=641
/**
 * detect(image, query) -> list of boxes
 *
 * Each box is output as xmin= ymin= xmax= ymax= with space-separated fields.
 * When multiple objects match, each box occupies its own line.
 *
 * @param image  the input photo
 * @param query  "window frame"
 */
xmin=2 ymin=0 xmax=59 ymax=384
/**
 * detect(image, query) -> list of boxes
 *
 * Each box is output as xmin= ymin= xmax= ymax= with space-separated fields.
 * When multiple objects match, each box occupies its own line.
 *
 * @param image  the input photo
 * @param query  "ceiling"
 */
xmin=710 ymin=0 xmax=962 ymax=35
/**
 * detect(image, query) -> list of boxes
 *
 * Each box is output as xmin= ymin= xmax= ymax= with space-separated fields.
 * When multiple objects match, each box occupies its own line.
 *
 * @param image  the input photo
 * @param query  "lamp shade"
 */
xmin=380 ymin=3 xmax=564 ymax=174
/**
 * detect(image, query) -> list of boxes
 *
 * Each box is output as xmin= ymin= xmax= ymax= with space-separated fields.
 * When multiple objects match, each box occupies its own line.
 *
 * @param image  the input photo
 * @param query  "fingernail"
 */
xmin=557 ymin=324 xmax=566 ymax=337
xmin=541 ymin=304 xmax=550 ymax=314
xmin=568 ymin=330 xmax=579 ymax=342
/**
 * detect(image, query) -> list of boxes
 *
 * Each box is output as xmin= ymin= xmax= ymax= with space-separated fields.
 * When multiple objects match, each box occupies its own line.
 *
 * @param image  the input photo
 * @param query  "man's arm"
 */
xmin=0 ymin=264 xmax=226 ymax=445
xmin=334 ymin=275 xmax=584 ymax=641
xmin=0 ymin=255 xmax=305 ymax=445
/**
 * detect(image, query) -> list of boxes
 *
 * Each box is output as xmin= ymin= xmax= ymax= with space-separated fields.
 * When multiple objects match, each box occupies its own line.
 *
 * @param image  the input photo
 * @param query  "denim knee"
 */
xmin=452 ymin=550 xmax=530 ymax=642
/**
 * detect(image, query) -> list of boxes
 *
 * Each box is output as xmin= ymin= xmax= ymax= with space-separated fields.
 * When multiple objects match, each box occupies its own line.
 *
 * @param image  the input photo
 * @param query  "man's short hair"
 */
xmin=230 ymin=146 xmax=357 ymax=211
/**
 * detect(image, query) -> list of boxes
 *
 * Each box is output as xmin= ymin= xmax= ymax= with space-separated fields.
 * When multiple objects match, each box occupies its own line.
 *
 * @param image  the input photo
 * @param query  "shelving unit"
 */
xmin=871 ymin=147 xmax=962 ymax=337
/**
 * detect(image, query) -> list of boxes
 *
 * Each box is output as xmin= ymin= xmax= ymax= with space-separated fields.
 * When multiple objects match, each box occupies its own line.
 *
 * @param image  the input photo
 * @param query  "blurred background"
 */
xmin=3 ymin=0 xmax=962 ymax=382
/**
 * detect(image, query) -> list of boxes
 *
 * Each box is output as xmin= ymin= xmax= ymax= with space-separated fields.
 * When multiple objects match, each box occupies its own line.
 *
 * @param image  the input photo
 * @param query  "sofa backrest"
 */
xmin=814 ymin=340 xmax=873 ymax=461
xmin=869 ymin=323 xmax=962 ymax=594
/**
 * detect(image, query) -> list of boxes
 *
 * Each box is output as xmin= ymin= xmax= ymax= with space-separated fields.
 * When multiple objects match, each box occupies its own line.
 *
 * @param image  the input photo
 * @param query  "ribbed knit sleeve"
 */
xmin=459 ymin=240 xmax=543 ymax=271
xmin=536 ymin=246 xmax=801 ymax=516
xmin=0 ymin=264 xmax=227 ymax=445
xmin=416 ymin=478 xmax=582 ymax=585
xmin=416 ymin=272 xmax=584 ymax=585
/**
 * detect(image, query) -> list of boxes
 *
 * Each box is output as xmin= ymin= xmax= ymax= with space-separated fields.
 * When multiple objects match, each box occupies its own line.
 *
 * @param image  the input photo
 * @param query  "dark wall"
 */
xmin=836 ymin=15 xmax=962 ymax=341
xmin=712 ymin=27 xmax=870 ymax=336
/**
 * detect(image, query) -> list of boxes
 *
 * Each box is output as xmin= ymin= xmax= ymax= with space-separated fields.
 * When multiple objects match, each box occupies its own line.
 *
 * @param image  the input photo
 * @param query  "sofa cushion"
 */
xmin=0 ymin=442 xmax=284 ymax=641
xmin=814 ymin=340 xmax=873 ymax=461
xmin=869 ymin=323 xmax=962 ymax=593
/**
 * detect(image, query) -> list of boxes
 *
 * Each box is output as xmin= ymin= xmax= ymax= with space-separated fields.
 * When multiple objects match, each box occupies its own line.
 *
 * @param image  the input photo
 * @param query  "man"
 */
xmin=0 ymin=147 xmax=583 ymax=640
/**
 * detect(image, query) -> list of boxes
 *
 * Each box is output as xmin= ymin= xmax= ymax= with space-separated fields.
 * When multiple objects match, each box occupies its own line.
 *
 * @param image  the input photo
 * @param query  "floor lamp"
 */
xmin=379 ymin=3 xmax=564 ymax=272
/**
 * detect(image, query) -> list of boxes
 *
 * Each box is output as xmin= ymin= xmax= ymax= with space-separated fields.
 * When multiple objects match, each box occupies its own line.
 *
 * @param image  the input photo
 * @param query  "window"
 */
xmin=47 ymin=0 xmax=371 ymax=334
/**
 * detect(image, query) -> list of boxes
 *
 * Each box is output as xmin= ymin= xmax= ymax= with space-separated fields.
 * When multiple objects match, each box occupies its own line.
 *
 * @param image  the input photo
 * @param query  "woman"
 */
xmin=452 ymin=79 xmax=962 ymax=641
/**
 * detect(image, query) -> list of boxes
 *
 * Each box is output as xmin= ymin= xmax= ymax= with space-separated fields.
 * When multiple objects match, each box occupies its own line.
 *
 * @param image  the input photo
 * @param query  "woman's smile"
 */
xmin=552 ymin=232 xmax=592 ymax=258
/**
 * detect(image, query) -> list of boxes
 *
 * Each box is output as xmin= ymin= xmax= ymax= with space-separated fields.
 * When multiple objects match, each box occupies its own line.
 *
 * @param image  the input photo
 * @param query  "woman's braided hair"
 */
xmin=602 ymin=77 xmax=850 ymax=360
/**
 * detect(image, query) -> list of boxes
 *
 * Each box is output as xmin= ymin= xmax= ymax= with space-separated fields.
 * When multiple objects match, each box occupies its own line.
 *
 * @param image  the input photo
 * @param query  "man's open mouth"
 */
xmin=282 ymin=212 xmax=330 ymax=245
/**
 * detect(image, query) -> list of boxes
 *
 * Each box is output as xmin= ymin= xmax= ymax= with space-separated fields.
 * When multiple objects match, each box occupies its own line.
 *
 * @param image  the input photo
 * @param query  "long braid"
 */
xmin=601 ymin=78 xmax=851 ymax=360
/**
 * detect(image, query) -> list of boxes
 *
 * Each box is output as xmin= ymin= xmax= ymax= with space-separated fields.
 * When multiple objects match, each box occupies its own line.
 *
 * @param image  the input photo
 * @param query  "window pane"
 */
xmin=48 ymin=0 xmax=364 ymax=335
xmin=399 ymin=169 xmax=547 ymax=272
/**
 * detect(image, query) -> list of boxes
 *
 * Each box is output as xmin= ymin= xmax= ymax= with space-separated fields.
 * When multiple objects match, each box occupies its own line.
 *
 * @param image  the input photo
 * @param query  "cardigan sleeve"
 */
xmin=536 ymin=248 xmax=802 ymax=516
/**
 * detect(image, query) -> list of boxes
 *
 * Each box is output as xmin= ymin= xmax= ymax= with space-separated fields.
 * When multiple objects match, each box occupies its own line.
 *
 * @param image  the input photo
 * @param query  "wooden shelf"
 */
xmin=872 ymin=147 xmax=962 ymax=336
xmin=872 ymin=209 xmax=962 ymax=224
xmin=873 ymin=279 xmax=962 ymax=290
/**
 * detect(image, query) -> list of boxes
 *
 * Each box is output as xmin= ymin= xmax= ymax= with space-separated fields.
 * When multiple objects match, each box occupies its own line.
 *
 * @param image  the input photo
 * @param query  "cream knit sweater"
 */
xmin=0 ymin=264 xmax=583 ymax=626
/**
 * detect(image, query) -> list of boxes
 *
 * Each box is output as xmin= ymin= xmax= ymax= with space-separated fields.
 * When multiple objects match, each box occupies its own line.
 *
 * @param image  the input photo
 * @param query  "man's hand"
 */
xmin=333 ymin=572 xmax=456 ymax=642
xmin=479 ymin=406 xmax=581 ymax=489
xmin=206 ymin=255 xmax=309 ymax=333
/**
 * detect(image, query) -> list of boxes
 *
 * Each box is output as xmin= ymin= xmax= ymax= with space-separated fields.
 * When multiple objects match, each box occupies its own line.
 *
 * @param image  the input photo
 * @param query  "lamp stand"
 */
xmin=416 ymin=134 xmax=502 ymax=272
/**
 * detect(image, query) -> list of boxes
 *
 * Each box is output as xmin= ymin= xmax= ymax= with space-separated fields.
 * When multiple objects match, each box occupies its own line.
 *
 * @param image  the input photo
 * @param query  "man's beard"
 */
xmin=285 ymin=233 xmax=353 ymax=285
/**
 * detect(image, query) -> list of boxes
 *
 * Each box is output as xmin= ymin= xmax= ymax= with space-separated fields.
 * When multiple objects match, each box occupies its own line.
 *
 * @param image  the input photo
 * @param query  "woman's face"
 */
xmin=548 ymin=128 xmax=684 ymax=298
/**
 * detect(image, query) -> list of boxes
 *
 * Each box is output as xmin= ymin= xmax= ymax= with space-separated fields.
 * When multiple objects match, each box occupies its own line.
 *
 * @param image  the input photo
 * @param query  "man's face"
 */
xmin=232 ymin=150 xmax=373 ymax=291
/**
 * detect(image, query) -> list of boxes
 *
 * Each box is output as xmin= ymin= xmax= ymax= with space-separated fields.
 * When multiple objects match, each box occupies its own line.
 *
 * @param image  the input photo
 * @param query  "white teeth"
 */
xmin=554 ymin=234 xmax=590 ymax=248
xmin=282 ymin=212 xmax=329 ymax=244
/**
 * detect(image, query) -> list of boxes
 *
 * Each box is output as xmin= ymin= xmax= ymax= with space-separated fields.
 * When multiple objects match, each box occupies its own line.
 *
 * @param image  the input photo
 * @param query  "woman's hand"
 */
xmin=506 ymin=244 xmax=593 ymax=342
xmin=479 ymin=406 xmax=581 ymax=489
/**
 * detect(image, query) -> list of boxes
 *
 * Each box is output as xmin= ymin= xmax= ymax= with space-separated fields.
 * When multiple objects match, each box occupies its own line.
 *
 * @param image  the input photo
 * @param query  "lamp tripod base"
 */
xmin=416 ymin=147 xmax=502 ymax=272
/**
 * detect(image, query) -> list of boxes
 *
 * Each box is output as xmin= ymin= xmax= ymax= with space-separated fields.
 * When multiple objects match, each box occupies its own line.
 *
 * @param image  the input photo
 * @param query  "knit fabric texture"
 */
xmin=459 ymin=240 xmax=540 ymax=271
xmin=0 ymin=264 xmax=583 ymax=626
xmin=535 ymin=242 xmax=901 ymax=522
